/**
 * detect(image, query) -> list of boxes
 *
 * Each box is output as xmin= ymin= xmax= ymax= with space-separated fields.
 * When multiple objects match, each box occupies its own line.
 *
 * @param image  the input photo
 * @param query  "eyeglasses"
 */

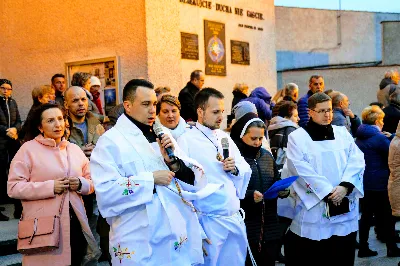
xmin=311 ymin=108 xmax=332 ymax=114
xmin=0 ymin=87 xmax=12 ymax=91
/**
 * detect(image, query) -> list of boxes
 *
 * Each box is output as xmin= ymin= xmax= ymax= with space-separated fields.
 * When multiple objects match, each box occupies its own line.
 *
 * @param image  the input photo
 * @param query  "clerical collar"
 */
xmin=124 ymin=112 xmax=157 ymax=142
xmin=304 ymin=119 xmax=335 ymax=141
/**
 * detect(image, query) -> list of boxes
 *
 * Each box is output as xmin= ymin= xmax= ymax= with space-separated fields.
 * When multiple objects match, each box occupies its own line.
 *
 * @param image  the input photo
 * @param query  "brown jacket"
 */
xmin=69 ymin=111 xmax=104 ymax=147
xmin=388 ymin=121 xmax=400 ymax=216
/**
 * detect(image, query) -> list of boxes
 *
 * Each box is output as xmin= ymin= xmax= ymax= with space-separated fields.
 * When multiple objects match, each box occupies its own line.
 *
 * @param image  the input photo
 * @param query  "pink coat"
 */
xmin=8 ymin=135 xmax=101 ymax=266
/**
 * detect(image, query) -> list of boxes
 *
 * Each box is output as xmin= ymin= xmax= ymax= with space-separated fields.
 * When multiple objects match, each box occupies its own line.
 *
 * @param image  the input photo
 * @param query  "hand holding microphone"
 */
xmin=153 ymin=120 xmax=176 ymax=163
xmin=221 ymin=137 xmax=237 ymax=173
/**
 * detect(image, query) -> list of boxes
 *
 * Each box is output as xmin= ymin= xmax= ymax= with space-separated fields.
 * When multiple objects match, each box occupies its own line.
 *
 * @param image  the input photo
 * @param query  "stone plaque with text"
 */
xmin=181 ymin=32 xmax=199 ymax=60
xmin=204 ymin=20 xmax=226 ymax=76
xmin=231 ymin=40 xmax=250 ymax=65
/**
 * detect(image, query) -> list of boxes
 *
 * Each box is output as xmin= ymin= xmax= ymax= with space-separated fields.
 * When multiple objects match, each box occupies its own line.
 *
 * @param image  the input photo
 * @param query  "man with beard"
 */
xmin=177 ymin=88 xmax=252 ymax=266
xmin=179 ymin=70 xmax=205 ymax=122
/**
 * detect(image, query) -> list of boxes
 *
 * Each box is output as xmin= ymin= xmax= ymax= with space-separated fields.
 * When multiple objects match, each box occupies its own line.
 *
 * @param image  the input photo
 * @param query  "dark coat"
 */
xmin=355 ymin=124 xmax=392 ymax=191
xmin=227 ymin=90 xmax=248 ymax=126
xmin=0 ymin=96 xmax=21 ymax=160
xmin=178 ymin=81 xmax=200 ymax=122
xmin=240 ymin=148 xmax=281 ymax=243
xmin=241 ymin=87 xmax=272 ymax=122
xmin=298 ymin=90 xmax=313 ymax=128
xmin=332 ymin=108 xmax=361 ymax=136
xmin=383 ymin=102 xmax=400 ymax=134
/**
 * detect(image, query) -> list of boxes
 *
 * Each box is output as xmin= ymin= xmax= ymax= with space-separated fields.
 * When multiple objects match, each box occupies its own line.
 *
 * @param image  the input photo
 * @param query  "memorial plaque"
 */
xmin=181 ymin=32 xmax=199 ymax=60
xmin=204 ymin=20 xmax=226 ymax=76
xmin=231 ymin=40 xmax=250 ymax=65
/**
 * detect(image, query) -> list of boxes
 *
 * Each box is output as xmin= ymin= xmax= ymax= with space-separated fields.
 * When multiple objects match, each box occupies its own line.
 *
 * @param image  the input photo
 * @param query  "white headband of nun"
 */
xmin=239 ymin=118 xmax=265 ymax=138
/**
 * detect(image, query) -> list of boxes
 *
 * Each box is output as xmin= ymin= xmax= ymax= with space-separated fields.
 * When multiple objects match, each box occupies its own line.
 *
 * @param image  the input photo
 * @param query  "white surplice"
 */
xmin=282 ymin=125 xmax=364 ymax=241
xmin=90 ymin=114 xmax=220 ymax=266
xmin=177 ymin=122 xmax=252 ymax=266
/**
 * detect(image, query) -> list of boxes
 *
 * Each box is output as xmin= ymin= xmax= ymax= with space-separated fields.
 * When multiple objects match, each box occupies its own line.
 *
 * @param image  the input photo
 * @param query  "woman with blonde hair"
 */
xmin=228 ymin=83 xmax=249 ymax=127
xmin=355 ymin=105 xmax=400 ymax=258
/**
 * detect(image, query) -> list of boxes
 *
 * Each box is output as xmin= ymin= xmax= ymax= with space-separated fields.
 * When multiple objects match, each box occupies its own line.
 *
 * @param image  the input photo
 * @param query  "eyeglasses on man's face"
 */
xmin=311 ymin=108 xmax=332 ymax=114
xmin=0 ymin=86 xmax=12 ymax=91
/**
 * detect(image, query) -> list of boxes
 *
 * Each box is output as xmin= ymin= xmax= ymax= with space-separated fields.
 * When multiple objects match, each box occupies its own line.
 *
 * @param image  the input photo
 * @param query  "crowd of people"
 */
xmin=1 ymin=68 xmax=400 ymax=266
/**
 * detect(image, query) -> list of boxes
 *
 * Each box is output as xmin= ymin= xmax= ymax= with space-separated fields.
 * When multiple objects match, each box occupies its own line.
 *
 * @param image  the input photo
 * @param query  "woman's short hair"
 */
xmin=155 ymin=86 xmax=171 ymax=96
xmin=32 ymin=85 xmax=53 ymax=104
xmin=156 ymin=94 xmax=181 ymax=115
xmin=272 ymin=100 xmax=297 ymax=118
xmin=361 ymin=105 xmax=385 ymax=125
xmin=71 ymin=72 xmax=92 ymax=87
xmin=23 ymin=103 xmax=63 ymax=142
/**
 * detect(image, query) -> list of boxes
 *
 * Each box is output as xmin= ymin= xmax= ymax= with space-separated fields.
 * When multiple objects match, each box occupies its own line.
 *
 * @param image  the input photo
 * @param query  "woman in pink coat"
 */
xmin=8 ymin=103 xmax=100 ymax=266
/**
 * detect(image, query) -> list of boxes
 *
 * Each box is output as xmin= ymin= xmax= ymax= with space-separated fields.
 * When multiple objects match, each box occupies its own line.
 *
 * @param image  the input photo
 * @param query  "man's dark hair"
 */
xmin=309 ymin=75 xmax=323 ymax=84
xmin=194 ymin=87 xmax=224 ymax=110
xmin=123 ymin=79 xmax=154 ymax=102
xmin=51 ymin=74 xmax=65 ymax=83
xmin=308 ymin=92 xmax=331 ymax=110
xmin=190 ymin=70 xmax=203 ymax=82
xmin=369 ymin=102 xmax=384 ymax=109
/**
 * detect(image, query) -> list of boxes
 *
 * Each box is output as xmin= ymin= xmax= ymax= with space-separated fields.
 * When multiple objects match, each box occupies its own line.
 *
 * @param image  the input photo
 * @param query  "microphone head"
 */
xmin=221 ymin=137 xmax=229 ymax=150
xmin=153 ymin=120 xmax=164 ymax=136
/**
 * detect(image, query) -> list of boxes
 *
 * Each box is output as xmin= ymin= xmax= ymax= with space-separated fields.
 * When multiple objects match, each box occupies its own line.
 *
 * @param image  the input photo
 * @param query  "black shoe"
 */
xmin=0 ymin=212 xmax=9 ymax=221
xmin=358 ymin=247 xmax=378 ymax=258
xmin=276 ymin=252 xmax=286 ymax=263
xmin=387 ymin=247 xmax=400 ymax=257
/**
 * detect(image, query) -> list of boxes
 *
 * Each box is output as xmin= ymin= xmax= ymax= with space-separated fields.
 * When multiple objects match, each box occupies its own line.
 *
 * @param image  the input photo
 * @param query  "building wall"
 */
xmin=0 ymin=0 xmax=148 ymax=119
xmin=280 ymin=66 xmax=400 ymax=118
xmin=382 ymin=21 xmax=400 ymax=65
xmin=1 ymin=0 xmax=276 ymax=126
xmin=275 ymin=6 xmax=400 ymax=85
xmin=178 ymin=0 xmax=277 ymax=125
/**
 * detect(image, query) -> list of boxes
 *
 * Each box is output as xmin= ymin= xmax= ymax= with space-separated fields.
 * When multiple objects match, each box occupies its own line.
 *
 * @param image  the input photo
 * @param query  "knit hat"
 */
xmin=90 ymin=76 xmax=101 ymax=87
xmin=233 ymin=101 xmax=257 ymax=121
xmin=0 ymin=79 xmax=12 ymax=88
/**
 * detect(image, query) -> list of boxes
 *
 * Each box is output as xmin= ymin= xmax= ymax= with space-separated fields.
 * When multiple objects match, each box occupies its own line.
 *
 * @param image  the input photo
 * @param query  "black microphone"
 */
xmin=221 ymin=137 xmax=229 ymax=159
xmin=153 ymin=120 xmax=175 ymax=159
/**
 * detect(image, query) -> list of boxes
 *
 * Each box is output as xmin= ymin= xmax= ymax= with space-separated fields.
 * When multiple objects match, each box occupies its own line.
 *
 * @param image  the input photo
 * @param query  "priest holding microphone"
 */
xmin=177 ymin=88 xmax=252 ymax=266
xmin=90 ymin=79 xmax=215 ymax=265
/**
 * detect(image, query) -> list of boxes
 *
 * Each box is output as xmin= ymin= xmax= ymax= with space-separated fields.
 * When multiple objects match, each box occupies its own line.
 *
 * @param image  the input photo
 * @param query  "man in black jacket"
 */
xmin=0 ymin=79 xmax=21 ymax=221
xmin=178 ymin=70 xmax=205 ymax=122
xmin=383 ymin=88 xmax=400 ymax=134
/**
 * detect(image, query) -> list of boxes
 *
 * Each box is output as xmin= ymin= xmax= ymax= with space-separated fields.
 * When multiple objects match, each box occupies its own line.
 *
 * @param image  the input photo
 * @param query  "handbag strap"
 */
xmin=58 ymin=144 xmax=71 ymax=216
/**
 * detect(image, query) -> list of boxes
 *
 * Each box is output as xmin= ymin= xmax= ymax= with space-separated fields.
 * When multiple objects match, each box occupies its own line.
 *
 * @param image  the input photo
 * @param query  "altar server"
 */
xmin=90 ymin=79 xmax=218 ymax=266
xmin=177 ymin=88 xmax=252 ymax=266
xmin=282 ymin=92 xmax=365 ymax=266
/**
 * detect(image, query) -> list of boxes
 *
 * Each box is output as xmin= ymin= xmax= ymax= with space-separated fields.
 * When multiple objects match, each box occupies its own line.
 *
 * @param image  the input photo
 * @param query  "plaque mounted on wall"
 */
xmin=204 ymin=20 xmax=226 ymax=76
xmin=231 ymin=40 xmax=250 ymax=65
xmin=181 ymin=32 xmax=199 ymax=60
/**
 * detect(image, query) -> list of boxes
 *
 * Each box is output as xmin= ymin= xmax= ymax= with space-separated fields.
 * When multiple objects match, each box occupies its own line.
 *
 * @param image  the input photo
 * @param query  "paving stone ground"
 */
xmin=1 ymin=203 xmax=400 ymax=266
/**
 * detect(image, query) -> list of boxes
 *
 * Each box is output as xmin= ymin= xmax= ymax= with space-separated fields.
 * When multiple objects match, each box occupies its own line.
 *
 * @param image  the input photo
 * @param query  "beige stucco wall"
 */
xmin=0 ymin=0 xmax=148 ymax=119
xmin=280 ymin=66 xmax=400 ymax=118
xmin=1 ymin=0 xmax=276 ymax=126
xmin=179 ymin=0 xmax=277 ymax=122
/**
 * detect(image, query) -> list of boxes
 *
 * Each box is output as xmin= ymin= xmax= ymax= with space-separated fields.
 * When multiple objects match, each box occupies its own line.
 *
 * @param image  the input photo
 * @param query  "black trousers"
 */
xmin=285 ymin=230 xmax=357 ymax=266
xmin=246 ymin=239 xmax=279 ymax=266
xmin=70 ymin=205 xmax=88 ymax=266
xmin=359 ymin=190 xmax=397 ymax=248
